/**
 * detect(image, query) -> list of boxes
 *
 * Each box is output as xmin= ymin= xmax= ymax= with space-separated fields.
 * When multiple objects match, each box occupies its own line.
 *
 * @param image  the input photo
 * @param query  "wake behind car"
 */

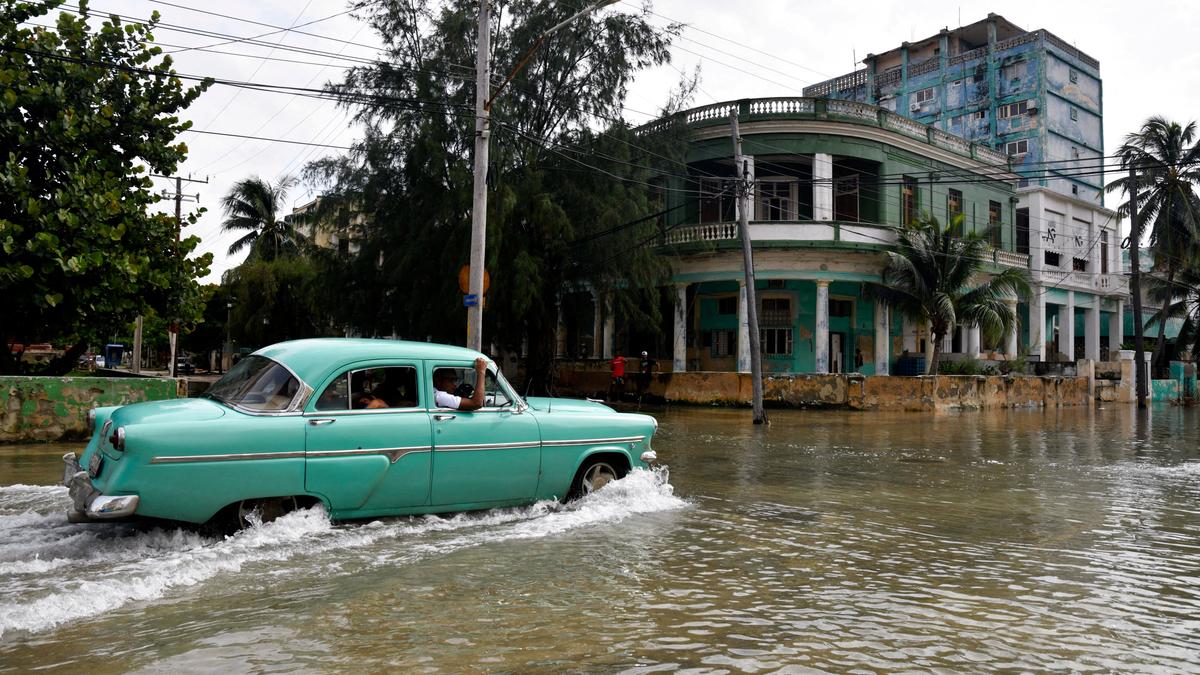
xmin=63 ymin=338 xmax=658 ymax=528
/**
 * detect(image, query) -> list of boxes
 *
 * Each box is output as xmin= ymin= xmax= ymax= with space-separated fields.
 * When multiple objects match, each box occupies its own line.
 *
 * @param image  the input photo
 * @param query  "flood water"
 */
xmin=2 ymin=405 xmax=1199 ymax=672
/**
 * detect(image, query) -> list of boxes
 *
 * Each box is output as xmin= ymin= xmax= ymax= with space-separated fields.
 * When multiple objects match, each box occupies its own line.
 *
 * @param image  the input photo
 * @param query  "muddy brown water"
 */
xmin=1 ymin=405 xmax=1198 ymax=672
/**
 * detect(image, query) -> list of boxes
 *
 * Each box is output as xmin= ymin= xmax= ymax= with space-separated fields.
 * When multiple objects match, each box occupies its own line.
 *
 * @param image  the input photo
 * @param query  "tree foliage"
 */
xmin=1106 ymin=116 xmax=1200 ymax=371
xmin=222 ymin=256 xmax=333 ymax=349
xmin=305 ymin=0 xmax=683 ymax=386
xmin=867 ymin=214 xmax=1030 ymax=374
xmin=0 ymin=0 xmax=211 ymax=374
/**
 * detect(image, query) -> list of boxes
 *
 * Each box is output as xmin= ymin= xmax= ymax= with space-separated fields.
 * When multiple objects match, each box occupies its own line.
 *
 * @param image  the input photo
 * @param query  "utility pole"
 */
xmin=1127 ymin=165 xmax=1147 ymax=409
xmin=466 ymin=0 xmax=491 ymax=352
xmin=156 ymin=174 xmax=207 ymax=377
xmin=730 ymin=112 xmax=766 ymax=424
xmin=132 ymin=316 xmax=143 ymax=374
xmin=466 ymin=0 xmax=620 ymax=352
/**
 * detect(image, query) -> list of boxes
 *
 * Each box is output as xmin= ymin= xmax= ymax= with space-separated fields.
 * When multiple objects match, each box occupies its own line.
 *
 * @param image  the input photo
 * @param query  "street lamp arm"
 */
xmin=482 ymin=0 xmax=620 ymax=112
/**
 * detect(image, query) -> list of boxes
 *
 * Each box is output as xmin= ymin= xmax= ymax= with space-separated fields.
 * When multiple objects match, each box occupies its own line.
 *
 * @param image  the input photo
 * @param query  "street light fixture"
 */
xmin=466 ymin=0 xmax=621 ymax=351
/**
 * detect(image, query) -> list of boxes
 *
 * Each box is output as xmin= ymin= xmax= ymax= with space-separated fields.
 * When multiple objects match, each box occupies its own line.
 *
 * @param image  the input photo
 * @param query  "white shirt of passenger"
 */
xmin=434 ymin=390 xmax=461 ymax=409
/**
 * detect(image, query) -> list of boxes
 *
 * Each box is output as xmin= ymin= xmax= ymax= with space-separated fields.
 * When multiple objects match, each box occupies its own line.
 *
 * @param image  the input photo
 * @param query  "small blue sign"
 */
xmin=463 ymin=294 xmax=479 ymax=307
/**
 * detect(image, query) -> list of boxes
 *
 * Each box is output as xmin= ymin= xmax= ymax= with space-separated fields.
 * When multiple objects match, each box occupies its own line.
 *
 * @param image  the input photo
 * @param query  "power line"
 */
xmin=194 ymin=0 xmax=315 ymax=132
xmin=183 ymin=128 xmax=352 ymax=149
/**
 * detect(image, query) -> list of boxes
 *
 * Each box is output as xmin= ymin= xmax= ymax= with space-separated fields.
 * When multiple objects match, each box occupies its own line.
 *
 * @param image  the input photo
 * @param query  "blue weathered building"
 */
xmin=805 ymin=14 xmax=1103 ymax=204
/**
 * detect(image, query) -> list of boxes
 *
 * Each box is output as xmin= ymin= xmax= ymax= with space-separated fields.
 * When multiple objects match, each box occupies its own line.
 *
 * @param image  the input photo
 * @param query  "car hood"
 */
xmin=111 ymin=397 xmax=227 ymax=426
xmin=523 ymin=397 xmax=615 ymax=414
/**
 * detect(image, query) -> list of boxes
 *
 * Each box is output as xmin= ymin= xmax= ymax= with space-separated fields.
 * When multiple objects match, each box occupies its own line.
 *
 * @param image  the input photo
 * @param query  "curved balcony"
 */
xmin=663 ymin=220 xmax=898 ymax=248
xmin=663 ymin=221 xmax=1032 ymax=269
xmin=639 ymin=97 xmax=1012 ymax=168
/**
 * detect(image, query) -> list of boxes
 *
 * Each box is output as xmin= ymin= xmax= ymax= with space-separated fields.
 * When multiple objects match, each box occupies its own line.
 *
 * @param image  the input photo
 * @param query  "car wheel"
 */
xmin=236 ymin=496 xmax=299 ymax=528
xmin=569 ymin=458 xmax=625 ymax=500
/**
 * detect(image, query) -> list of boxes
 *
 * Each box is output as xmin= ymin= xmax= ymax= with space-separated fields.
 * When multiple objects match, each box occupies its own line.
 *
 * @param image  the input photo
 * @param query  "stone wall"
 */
xmin=1 ymin=376 xmax=179 ymax=443
xmin=555 ymin=369 xmax=1090 ymax=411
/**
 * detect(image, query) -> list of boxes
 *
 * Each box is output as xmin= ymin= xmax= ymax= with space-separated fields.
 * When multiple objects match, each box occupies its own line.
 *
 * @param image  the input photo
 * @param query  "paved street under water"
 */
xmin=1 ymin=405 xmax=1198 ymax=671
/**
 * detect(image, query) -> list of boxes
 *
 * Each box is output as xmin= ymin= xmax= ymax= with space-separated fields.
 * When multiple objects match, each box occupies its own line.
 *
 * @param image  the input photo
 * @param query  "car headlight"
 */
xmin=86 ymin=409 xmax=97 ymax=435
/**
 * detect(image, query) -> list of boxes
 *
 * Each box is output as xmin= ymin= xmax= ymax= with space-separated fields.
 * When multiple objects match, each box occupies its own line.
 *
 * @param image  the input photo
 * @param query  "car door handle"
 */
xmin=308 ymin=418 xmax=336 ymax=426
xmin=433 ymin=414 xmax=456 ymax=421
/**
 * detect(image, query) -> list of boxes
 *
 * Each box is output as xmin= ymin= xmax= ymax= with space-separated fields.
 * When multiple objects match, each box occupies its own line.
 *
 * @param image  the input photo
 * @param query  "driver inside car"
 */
xmin=433 ymin=357 xmax=488 ymax=411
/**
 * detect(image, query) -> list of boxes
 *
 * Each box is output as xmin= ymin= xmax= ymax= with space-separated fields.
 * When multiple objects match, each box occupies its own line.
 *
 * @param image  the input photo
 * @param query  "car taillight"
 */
xmin=110 ymin=426 xmax=125 ymax=451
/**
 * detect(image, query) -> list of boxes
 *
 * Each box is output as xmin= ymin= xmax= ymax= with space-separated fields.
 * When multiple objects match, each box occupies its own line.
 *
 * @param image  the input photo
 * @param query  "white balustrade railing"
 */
xmin=826 ymin=100 xmax=879 ymax=123
xmin=995 ymin=249 xmax=1030 ymax=268
xmin=748 ymin=98 xmax=815 ymax=115
xmin=663 ymin=222 xmax=739 ymax=245
xmin=882 ymin=112 xmax=928 ymax=139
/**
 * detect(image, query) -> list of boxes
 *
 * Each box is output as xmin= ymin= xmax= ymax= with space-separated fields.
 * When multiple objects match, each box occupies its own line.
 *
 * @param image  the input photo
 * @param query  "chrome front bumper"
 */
xmin=61 ymin=452 xmax=139 ymax=522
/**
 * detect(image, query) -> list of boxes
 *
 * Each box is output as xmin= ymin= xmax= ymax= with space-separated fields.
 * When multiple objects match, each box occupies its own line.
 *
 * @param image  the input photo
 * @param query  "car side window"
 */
xmin=315 ymin=366 xmax=420 ymax=411
xmin=430 ymin=366 xmax=510 ymax=408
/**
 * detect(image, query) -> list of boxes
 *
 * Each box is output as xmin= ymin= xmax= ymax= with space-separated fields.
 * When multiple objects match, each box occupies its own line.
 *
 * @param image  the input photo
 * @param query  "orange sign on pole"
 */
xmin=458 ymin=265 xmax=491 ymax=295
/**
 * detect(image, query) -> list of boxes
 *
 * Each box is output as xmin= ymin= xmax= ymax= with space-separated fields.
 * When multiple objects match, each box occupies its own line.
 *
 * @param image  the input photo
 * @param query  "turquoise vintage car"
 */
xmin=62 ymin=339 xmax=658 ymax=528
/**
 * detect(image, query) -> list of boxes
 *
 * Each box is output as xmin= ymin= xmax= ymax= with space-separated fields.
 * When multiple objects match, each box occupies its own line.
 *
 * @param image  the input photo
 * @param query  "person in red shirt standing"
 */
xmin=609 ymin=354 xmax=626 ymax=401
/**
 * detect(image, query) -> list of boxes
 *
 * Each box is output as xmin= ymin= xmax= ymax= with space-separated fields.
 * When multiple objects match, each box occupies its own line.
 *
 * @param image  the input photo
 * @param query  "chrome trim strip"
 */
xmin=304 ymin=407 xmax=427 ymax=417
xmin=151 ymin=451 xmax=307 ymax=464
xmin=151 ymin=445 xmax=434 ymax=464
xmin=306 ymin=446 xmax=431 ymax=464
xmin=541 ymin=436 xmax=644 ymax=447
xmin=435 ymin=440 xmax=542 ymax=452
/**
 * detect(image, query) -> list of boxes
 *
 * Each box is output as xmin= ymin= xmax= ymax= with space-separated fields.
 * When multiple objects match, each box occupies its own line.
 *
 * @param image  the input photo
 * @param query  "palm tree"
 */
xmin=1144 ymin=265 xmax=1200 ymax=363
xmin=1105 ymin=117 xmax=1200 ymax=373
xmin=869 ymin=214 xmax=1030 ymax=375
xmin=221 ymin=176 xmax=308 ymax=261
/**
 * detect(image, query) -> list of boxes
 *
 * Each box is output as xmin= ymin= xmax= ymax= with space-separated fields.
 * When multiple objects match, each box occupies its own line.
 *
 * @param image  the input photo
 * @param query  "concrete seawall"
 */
xmin=558 ymin=370 xmax=1091 ymax=411
xmin=1 ymin=376 xmax=180 ymax=443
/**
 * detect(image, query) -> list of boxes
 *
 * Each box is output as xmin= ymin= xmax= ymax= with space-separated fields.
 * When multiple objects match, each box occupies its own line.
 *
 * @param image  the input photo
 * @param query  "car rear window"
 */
xmin=316 ymin=366 xmax=419 ymax=411
xmin=206 ymin=355 xmax=301 ymax=412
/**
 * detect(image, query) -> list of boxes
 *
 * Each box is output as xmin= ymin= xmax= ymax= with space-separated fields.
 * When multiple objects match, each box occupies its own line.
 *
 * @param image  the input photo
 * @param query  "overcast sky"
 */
xmin=55 ymin=0 xmax=1200 ymax=282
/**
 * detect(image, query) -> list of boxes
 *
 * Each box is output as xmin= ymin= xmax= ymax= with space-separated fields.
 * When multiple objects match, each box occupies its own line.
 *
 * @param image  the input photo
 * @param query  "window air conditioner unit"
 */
xmin=910 ymin=102 xmax=921 ymax=112
xmin=1027 ymin=105 xmax=1039 ymax=114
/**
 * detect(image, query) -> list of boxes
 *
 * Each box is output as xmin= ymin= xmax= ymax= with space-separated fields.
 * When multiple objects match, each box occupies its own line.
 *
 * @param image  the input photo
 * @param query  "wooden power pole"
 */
xmin=730 ymin=112 xmax=767 ymax=424
xmin=156 ymin=174 xmax=206 ymax=378
xmin=1127 ymin=166 xmax=1148 ymax=409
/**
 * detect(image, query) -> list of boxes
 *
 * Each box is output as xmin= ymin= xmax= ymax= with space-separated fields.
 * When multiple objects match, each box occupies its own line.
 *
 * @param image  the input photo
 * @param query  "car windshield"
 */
xmin=205 ymin=355 xmax=301 ymax=412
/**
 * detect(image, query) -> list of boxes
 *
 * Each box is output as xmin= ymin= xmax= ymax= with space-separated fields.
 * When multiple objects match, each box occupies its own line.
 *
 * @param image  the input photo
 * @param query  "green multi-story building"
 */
xmin=571 ymin=97 xmax=1031 ymax=375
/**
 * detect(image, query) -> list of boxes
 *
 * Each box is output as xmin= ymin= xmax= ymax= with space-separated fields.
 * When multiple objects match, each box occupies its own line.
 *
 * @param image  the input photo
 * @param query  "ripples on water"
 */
xmin=2 ymin=407 xmax=1200 ymax=672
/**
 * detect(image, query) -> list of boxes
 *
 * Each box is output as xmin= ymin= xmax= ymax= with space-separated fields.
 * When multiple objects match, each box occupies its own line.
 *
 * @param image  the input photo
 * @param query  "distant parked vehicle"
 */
xmin=174 ymin=357 xmax=195 ymax=375
xmin=62 ymin=338 xmax=659 ymax=530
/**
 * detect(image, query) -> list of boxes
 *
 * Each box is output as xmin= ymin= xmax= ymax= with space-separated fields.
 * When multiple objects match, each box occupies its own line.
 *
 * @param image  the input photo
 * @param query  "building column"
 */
xmin=591 ymin=291 xmax=603 ymax=359
xmin=1030 ymin=289 xmax=1046 ymax=360
xmin=814 ymin=280 xmax=830 ymax=373
xmin=874 ymin=300 xmax=890 ymax=375
xmin=1085 ymin=300 xmax=1101 ymax=361
xmin=813 ymin=153 xmax=833 ymax=221
xmin=967 ymin=324 xmax=981 ymax=358
xmin=602 ymin=294 xmax=615 ymax=360
xmin=673 ymin=283 xmax=687 ymax=373
xmin=1061 ymin=291 xmax=1075 ymax=361
xmin=1109 ymin=300 xmax=1124 ymax=353
xmin=1005 ymin=299 xmax=1019 ymax=356
xmin=737 ymin=280 xmax=750 ymax=373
